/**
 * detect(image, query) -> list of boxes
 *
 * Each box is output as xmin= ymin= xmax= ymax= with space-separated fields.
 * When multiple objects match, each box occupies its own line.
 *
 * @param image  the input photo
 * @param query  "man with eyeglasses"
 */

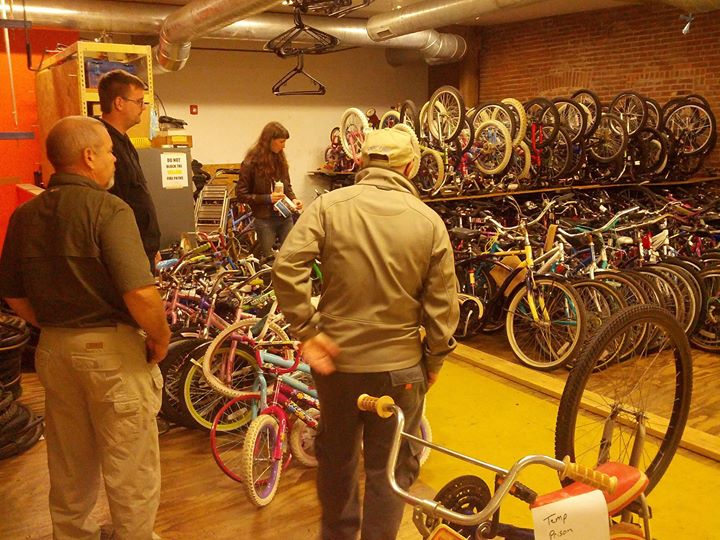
xmin=98 ymin=69 xmax=161 ymax=272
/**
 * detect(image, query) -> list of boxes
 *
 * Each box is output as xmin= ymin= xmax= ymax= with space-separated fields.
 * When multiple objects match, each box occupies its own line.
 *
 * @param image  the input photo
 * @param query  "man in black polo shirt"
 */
xmin=98 ymin=69 xmax=161 ymax=272
xmin=0 ymin=116 xmax=170 ymax=540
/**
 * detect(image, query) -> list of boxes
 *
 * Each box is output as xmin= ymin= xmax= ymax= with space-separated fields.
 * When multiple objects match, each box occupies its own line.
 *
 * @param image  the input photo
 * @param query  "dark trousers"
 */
xmin=313 ymin=365 xmax=426 ymax=540
xmin=254 ymin=215 xmax=294 ymax=259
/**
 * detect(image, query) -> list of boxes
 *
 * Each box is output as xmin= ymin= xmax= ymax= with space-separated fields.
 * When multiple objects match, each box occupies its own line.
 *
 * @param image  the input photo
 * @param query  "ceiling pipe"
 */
xmin=155 ymin=0 xmax=283 ymax=72
xmin=14 ymin=0 xmax=466 ymax=66
xmin=366 ymin=0 xmax=547 ymax=41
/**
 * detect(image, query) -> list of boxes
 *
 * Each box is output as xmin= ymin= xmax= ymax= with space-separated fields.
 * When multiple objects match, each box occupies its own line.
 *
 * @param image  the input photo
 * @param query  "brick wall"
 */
xmin=433 ymin=4 xmax=720 ymax=168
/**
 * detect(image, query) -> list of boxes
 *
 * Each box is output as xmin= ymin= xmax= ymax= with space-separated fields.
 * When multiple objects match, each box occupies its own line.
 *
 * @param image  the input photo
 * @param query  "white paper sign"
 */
xmin=531 ymin=490 xmax=610 ymax=540
xmin=161 ymin=152 xmax=188 ymax=189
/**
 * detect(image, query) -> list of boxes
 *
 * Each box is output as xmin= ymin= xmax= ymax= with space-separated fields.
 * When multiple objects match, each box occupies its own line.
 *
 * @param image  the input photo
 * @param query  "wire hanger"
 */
xmin=272 ymin=53 xmax=326 ymax=96
xmin=265 ymin=8 xmax=339 ymax=58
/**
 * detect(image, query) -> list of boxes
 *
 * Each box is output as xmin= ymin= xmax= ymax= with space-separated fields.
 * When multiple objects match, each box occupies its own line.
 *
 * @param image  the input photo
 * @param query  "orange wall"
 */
xmin=0 ymin=28 xmax=79 ymax=185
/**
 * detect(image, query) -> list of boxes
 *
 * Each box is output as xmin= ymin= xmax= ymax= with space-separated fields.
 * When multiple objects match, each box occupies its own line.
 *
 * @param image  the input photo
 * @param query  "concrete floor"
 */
xmin=422 ymin=357 xmax=720 ymax=539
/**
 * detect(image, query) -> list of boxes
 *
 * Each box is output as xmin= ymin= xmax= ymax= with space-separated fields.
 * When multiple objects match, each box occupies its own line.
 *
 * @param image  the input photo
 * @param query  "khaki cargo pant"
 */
xmin=36 ymin=324 xmax=163 ymax=540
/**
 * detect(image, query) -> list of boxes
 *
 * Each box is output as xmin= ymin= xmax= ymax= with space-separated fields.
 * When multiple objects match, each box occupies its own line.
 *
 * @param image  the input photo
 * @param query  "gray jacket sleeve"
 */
xmin=420 ymin=222 xmax=460 ymax=375
xmin=271 ymin=200 xmax=324 ymax=340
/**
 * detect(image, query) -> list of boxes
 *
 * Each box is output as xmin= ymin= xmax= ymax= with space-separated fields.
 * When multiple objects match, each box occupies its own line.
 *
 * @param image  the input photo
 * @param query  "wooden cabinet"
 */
xmin=35 ymin=41 xmax=154 ymax=183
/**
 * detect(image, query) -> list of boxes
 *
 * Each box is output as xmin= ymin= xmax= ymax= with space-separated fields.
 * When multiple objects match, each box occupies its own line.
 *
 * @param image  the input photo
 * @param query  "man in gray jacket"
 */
xmin=272 ymin=125 xmax=459 ymax=540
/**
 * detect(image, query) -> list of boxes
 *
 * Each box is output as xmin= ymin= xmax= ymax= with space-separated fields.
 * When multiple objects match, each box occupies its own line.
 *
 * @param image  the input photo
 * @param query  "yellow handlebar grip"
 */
xmin=357 ymin=394 xmax=395 ymax=418
xmin=561 ymin=456 xmax=617 ymax=494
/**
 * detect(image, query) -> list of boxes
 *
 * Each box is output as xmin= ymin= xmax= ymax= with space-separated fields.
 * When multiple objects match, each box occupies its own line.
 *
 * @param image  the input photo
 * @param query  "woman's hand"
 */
xmin=271 ymin=191 xmax=285 ymax=203
xmin=293 ymin=199 xmax=304 ymax=211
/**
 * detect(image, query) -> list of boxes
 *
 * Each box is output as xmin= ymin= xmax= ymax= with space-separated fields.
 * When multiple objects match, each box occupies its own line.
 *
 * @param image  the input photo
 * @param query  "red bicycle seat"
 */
xmin=530 ymin=462 xmax=648 ymax=517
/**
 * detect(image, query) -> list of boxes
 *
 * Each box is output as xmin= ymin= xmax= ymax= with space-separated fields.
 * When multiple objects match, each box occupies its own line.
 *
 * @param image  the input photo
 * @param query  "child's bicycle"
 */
xmin=356 ymin=303 xmax=693 ymax=539
xmin=358 ymin=393 xmax=651 ymax=540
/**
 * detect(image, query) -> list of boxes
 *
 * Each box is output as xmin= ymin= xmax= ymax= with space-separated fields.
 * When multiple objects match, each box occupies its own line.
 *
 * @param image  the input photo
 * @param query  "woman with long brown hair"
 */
xmin=235 ymin=121 xmax=303 ymax=258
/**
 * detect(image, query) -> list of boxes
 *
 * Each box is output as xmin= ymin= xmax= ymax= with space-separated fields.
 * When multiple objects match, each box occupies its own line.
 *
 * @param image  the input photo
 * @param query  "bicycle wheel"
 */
xmin=501 ymin=97 xmax=528 ymax=145
xmin=571 ymin=88 xmax=602 ymax=137
xmin=210 ymin=394 xmax=263 ymax=483
xmin=690 ymin=267 xmax=720 ymax=351
xmin=553 ymin=98 xmax=587 ymax=143
xmin=380 ymin=109 xmax=400 ymax=128
xmin=473 ymin=119 xmax=512 ymax=175
xmin=418 ymin=414 xmax=432 ymax=467
xmin=415 ymin=149 xmax=444 ymax=196
xmin=609 ymin=91 xmax=648 ymax=136
xmin=555 ymin=304 xmax=692 ymax=493
xmin=160 ymin=337 xmax=208 ymax=428
xmin=180 ymin=341 xmax=256 ymax=431
xmin=241 ymin=414 xmax=283 ymax=507
xmin=523 ymin=97 xmax=560 ymax=148
xmin=428 ymin=85 xmax=466 ymax=143
xmin=201 ymin=318 xmax=288 ymax=398
xmin=588 ymin=113 xmax=628 ymax=163
xmin=340 ymin=107 xmax=368 ymax=163
xmin=289 ymin=408 xmax=319 ymax=467
xmin=399 ymin=99 xmax=420 ymax=137
xmin=664 ymin=102 xmax=717 ymax=156
xmin=505 ymin=276 xmax=587 ymax=371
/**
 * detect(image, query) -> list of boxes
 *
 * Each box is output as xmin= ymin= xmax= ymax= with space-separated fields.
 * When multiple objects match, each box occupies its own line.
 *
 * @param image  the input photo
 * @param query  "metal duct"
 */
xmin=367 ymin=0 xmax=547 ymax=41
xmin=14 ymin=1 xmax=467 ymax=65
xmin=214 ymin=12 xmax=466 ymax=64
xmin=155 ymin=0 xmax=283 ymax=72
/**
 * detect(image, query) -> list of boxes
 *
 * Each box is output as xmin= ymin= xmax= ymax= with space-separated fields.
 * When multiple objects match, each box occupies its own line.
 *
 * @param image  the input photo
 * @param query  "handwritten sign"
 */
xmin=161 ymin=152 xmax=188 ymax=189
xmin=531 ymin=490 xmax=609 ymax=540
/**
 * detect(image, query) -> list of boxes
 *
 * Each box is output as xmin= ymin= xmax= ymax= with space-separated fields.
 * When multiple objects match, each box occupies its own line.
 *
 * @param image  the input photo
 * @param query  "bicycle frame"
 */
xmin=358 ymin=396 xmax=651 ymax=540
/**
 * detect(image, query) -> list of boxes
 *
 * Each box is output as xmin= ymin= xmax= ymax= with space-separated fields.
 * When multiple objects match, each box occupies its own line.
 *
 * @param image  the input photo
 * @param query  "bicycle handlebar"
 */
xmin=485 ymin=198 xmax=558 ymax=233
xmin=357 ymin=394 xmax=618 ymax=528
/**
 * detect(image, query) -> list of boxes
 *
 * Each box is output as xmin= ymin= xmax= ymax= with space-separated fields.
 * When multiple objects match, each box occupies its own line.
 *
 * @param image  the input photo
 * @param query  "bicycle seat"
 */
xmin=449 ymin=227 xmax=484 ymax=241
xmin=530 ymin=462 xmax=648 ymax=517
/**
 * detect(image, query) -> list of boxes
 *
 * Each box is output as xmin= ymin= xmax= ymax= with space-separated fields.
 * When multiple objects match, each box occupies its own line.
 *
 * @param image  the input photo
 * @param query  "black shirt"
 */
xmin=0 ymin=173 xmax=155 ymax=327
xmin=101 ymin=119 xmax=161 ymax=256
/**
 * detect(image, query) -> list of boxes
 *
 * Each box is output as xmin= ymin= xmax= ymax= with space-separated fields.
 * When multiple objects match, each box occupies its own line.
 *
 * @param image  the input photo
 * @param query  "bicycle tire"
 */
xmin=210 ymin=394 xmax=262 ymax=483
xmin=415 ymin=149 xmax=444 ymax=196
xmin=505 ymin=276 xmax=587 ymax=371
xmin=0 ymin=419 xmax=43 ymax=460
xmin=160 ymin=337 xmax=208 ymax=427
xmin=588 ymin=113 xmax=628 ymax=163
xmin=571 ymin=89 xmax=602 ymax=137
xmin=418 ymin=414 xmax=432 ymax=467
xmin=690 ymin=267 xmax=720 ymax=351
xmin=555 ymin=304 xmax=692 ymax=493
xmin=473 ymin=119 xmax=513 ymax=175
xmin=609 ymin=91 xmax=648 ymax=136
xmin=241 ymin=414 xmax=283 ymax=507
xmin=523 ymin=97 xmax=560 ymax=148
xmin=428 ymin=85 xmax=466 ymax=143
xmin=340 ymin=107 xmax=368 ymax=163
xmin=501 ymin=97 xmax=528 ymax=145
xmin=289 ymin=407 xmax=319 ymax=467
xmin=380 ymin=109 xmax=400 ymax=129
xmin=179 ymin=342 xmax=256 ymax=432
xmin=201 ymin=318 xmax=289 ymax=399
xmin=399 ymin=99 xmax=420 ymax=137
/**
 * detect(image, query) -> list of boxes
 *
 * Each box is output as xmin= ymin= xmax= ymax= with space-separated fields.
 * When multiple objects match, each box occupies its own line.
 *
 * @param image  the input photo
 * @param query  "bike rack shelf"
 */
xmin=421 ymin=175 xmax=720 ymax=203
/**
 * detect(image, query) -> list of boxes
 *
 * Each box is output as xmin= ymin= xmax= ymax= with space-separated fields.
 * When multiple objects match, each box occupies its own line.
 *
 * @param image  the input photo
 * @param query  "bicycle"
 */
xmin=357 ymin=391 xmax=653 ymax=540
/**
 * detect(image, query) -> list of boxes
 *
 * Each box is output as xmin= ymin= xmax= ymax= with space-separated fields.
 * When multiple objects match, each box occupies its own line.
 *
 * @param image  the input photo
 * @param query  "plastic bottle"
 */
xmin=274 ymin=181 xmax=284 ymax=194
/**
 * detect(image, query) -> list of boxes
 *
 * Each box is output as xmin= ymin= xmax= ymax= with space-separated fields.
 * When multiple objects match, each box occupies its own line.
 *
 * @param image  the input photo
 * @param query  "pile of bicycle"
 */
xmin=336 ymin=86 xmax=716 ymax=197
xmin=156 ymin=230 xmax=430 ymax=507
xmin=446 ymin=182 xmax=720 ymax=371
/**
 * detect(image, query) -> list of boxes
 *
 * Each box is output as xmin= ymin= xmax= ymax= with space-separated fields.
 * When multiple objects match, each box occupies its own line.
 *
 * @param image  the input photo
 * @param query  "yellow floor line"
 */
xmin=421 ymin=357 xmax=720 ymax=539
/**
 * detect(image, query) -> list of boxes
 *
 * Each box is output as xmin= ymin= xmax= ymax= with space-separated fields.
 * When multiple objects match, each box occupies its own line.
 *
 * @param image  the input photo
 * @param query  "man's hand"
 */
xmin=301 ymin=332 xmax=340 ymax=375
xmin=154 ymin=251 xmax=162 ymax=270
xmin=146 ymin=336 xmax=169 ymax=365
xmin=427 ymin=371 xmax=439 ymax=388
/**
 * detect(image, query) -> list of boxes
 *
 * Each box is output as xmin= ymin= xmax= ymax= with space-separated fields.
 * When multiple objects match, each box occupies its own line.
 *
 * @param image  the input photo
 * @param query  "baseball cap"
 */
xmin=361 ymin=126 xmax=418 ymax=170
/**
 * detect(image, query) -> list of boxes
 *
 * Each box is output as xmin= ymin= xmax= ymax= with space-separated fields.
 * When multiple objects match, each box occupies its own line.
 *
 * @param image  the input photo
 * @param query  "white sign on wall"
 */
xmin=161 ymin=152 xmax=188 ymax=190
xmin=531 ymin=490 xmax=610 ymax=540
